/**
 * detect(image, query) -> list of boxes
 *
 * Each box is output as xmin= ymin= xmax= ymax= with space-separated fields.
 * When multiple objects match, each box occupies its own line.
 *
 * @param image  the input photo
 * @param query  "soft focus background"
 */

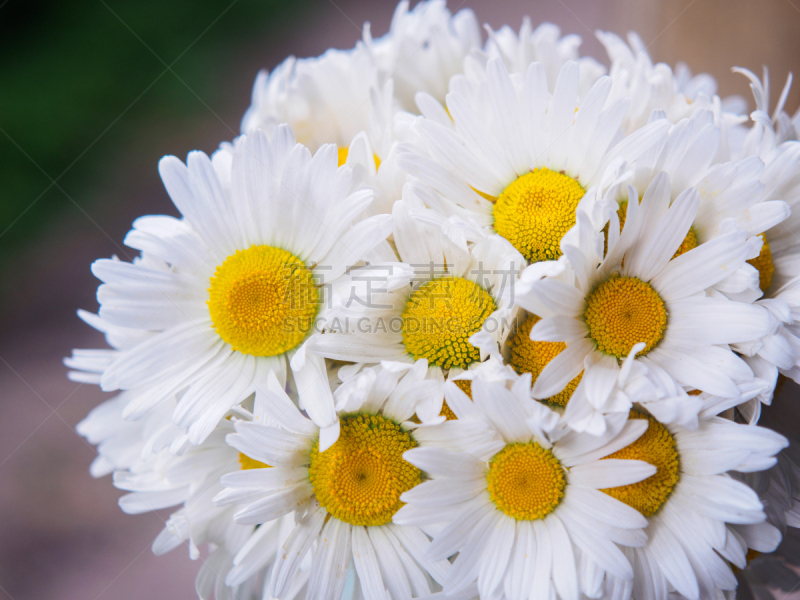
xmin=2 ymin=1 xmax=800 ymax=598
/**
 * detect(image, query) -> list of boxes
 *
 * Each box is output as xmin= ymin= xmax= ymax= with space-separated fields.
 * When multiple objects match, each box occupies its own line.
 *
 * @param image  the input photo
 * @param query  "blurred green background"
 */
xmin=0 ymin=0 xmax=294 ymax=233
xmin=0 ymin=0 xmax=303 ymax=308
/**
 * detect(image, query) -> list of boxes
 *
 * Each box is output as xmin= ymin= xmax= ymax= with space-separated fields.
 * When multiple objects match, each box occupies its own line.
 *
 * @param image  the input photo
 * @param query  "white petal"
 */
xmin=351 ymin=526 xmax=388 ymax=600
xmin=232 ymin=483 xmax=313 ymax=525
xmin=569 ymin=459 xmax=656 ymax=489
xmin=547 ymin=515 xmax=579 ymax=600
xmin=652 ymin=230 xmax=749 ymax=301
xmin=472 ymin=380 xmax=532 ymax=443
xmin=531 ymin=338 xmax=593 ymax=399
xmin=270 ymin=509 xmax=326 ymax=598
xmin=306 ymin=519 xmax=352 ymax=600
xmin=292 ymin=348 xmax=338 ymax=443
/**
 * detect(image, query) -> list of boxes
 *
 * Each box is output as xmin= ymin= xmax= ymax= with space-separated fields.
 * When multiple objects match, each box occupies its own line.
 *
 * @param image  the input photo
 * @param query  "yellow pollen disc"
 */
xmin=615 ymin=201 xmax=697 ymax=259
xmin=401 ymin=277 xmax=496 ymax=369
xmin=584 ymin=275 xmax=667 ymax=359
xmin=601 ymin=410 xmax=680 ymax=517
xmin=487 ymin=442 xmax=566 ymax=520
xmin=308 ymin=414 xmax=421 ymax=526
xmin=747 ymin=234 xmax=775 ymax=293
xmin=239 ymin=453 xmax=271 ymax=470
xmin=440 ymin=399 xmax=458 ymax=420
xmin=208 ymin=245 xmax=318 ymax=357
xmin=337 ymin=146 xmax=381 ymax=169
xmin=453 ymin=379 xmax=473 ymax=400
xmin=509 ymin=314 xmax=583 ymax=407
xmin=673 ymin=227 xmax=698 ymax=259
xmin=493 ymin=168 xmax=585 ymax=263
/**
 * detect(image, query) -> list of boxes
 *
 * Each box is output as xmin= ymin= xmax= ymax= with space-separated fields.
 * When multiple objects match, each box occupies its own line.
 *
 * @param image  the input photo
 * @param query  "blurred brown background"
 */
xmin=1 ymin=1 xmax=800 ymax=599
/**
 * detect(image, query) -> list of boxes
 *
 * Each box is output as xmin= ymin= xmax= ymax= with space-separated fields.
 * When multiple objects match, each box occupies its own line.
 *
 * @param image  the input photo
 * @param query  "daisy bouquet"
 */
xmin=68 ymin=2 xmax=800 ymax=599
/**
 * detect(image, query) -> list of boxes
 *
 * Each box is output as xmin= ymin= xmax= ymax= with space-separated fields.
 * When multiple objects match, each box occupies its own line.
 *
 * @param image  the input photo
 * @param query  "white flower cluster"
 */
xmin=68 ymin=2 xmax=800 ymax=599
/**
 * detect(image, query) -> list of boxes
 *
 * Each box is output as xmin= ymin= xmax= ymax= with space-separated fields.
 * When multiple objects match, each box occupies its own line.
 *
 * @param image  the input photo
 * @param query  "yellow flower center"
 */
xmin=208 ymin=245 xmax=318 ymax=357
xmin=509 ymin=314 xmax=583 ymax=407
xmin=308 ymin=414 xmax=421 ymax=527
xmin=493 ymin=168 xmax=585 ymax=263
xmin=747 ymin=234 xmax=774 ymax=293
xmin=601 ymin=411 xmax=680 ymax=517
xmin=453 ymin=379 xmax=473 ymax=399
xmin=401 ymin=277 xmax=496 ymax=369
xmin=584 ymin=275 xmax=667 ymax=359
xmin=440 ymin=399 xmax=457 ymax=420
xmin=239 ymin=453 xmax=271 ymax=470
xmin=487 ymin=442 xmax=566 ymax=520
xmin=673 ymin=227 xmax=699 ymax=259
xmin=337 ymin=147 xmax=381 ymax=169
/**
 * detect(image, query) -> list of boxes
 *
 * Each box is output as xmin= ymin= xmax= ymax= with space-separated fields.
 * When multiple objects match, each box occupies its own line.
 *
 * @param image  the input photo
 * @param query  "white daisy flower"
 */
xmin=68 ymin=126 xmax=392 ymax=449
xmin=484 ymin=272 xmax=716 ymax=433
xmin=733 ymin=67 xmax=798 ymax=158
xmin=699 ymin=66 xmax=800 ymax=410
xmin=307 ymin=188 xmax=524 ymax=422
xmin=599 ymin=409 xmax=787 ymax=600
xmin=365 ymin=0 xmax=481 ymax=113
xmin=483 ymin=19 xmax=606 ymax=95
xmin=625 ymin=111 xmax=787 ymax=264
xmin=394 ymin=378 xmax=657 ymax=600
xmin=597 ymin=29 xmax=746 ymax=156
xmin=516 ymin=171 xmax=777 ymax=432
xmin=397 ymin=57 xmax=670 ymax=267
xmin=240 ymin=37 xmax=412 ymax=219
xmin=242 ymin=44 xmax=383 ymax=154
xmin=77 ymin=392 xmax=297 ymax=600
xmin=215 ymin=369 xmax=452 ymax=600
xmin=733 ymin=125 xmax=800 ymax=410
xmin=604 ymin=108 xmax=794 ymax=414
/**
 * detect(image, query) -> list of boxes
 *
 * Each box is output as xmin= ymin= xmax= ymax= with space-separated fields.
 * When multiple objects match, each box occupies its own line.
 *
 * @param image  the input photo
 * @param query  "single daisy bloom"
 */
xmin=597 ymin=29 xmax=746 ymax=154
xmin=78 ymin=393 xmax=295 ymax=600
xmin=215 ymin=369 xmax=451 ymax=600
xmin=483 ymin=19 xmax=606 ymax=96
xmin=503 ymin=299 xmax=772 ymax=435
xmin=240 ymin=36 xmax=413 ymax=219
xmin=698 ymin=65 xmax=800 ymax=412
xmin=307 ymin=191 xmax=523 ymax=422
xmin=516 ymin=171 xmax=777 ymax=432
xmin=730 ymin=110 xmax=800 ymax=411
xmin=365 ymin=0 xmax=481 ymax=113
xmin=732 ymin=67 xmax=798 ymax=159
xmin=68 ymin=126 xmax=392 ymax=449
xmin=242 ymin=44 xmax=383 ymax=154
xmin=599 ymin=409 xmax=787 ymax=600
xmin=612 ymin=109 xmax=789 ymax=308
xmin=453 ymin=279 xmax=705 ymax=437
xmin=397 ymin=57 xmax=670 ymax=267
xmin=607 ymin=108 xmax=794 ymax=417
xmin=395 ymin=378 xmax=657 ymax=600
